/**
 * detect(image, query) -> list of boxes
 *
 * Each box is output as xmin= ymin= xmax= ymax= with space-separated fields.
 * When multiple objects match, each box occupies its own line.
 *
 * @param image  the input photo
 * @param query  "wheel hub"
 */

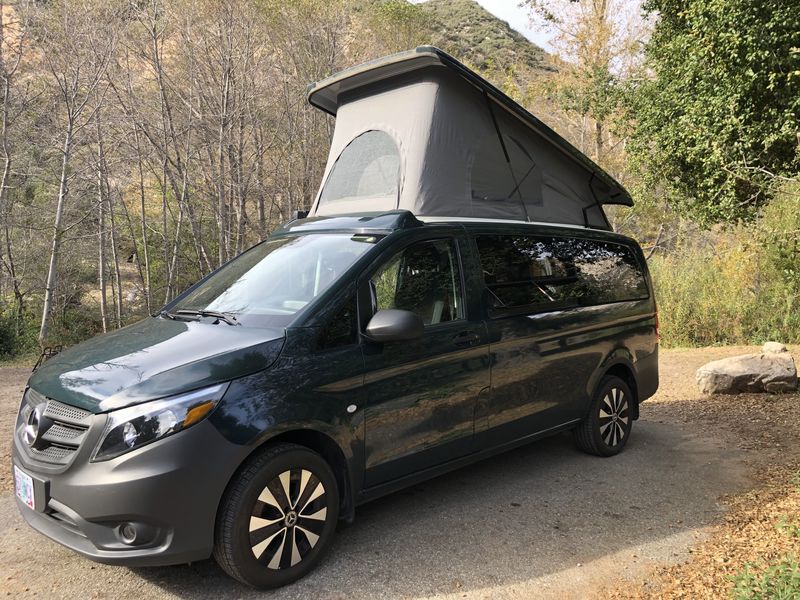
xmin=284 ymin=511 xmax=298 ymax=527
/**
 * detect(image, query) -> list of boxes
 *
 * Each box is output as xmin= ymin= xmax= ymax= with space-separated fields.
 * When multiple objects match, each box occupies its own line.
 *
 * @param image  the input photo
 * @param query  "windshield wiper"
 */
xmin=175 ymin=309 xmax=240 ymax=326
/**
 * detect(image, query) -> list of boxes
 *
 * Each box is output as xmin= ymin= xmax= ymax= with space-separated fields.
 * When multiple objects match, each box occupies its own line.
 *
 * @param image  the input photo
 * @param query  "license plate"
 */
xmin=14 ymin=465 xmax=35 ymax=510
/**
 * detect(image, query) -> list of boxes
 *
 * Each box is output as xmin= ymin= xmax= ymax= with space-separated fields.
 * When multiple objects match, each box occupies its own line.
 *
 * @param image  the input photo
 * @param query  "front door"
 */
xmin=361 ymin=236 xmax=489 ymax=488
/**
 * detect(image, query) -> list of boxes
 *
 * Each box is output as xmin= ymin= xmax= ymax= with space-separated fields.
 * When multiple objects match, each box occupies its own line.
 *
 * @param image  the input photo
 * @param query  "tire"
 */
xmin=214 ymin=443 xmax=340 ymax=589
xmin=575 ymin=375 xmax=634 ymax=457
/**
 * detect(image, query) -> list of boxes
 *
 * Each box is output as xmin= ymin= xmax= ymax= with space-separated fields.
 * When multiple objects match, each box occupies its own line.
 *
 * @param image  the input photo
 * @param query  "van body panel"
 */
xmin=357 ymin=229 xmax=491 ymax=487
xmin=361 ymin=322 xmax=489 ymax=486
xmin=13 ymin=212 xmax=659 ymax=569
xmin=27 ymin=317 xmax=285 ymax=413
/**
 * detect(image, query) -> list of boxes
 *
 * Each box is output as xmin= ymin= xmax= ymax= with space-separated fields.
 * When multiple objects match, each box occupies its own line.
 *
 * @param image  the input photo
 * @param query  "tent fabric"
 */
xmin=308 ymin=47 xmax=632 ymax=229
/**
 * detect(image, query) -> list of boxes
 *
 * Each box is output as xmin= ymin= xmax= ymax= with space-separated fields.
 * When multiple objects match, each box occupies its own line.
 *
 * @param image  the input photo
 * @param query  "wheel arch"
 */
xmin=600 ymin=361 xmax=640 ymax=420
xmin=265 ymin=429 xmax=355 ymax=522
xmin=585 ymin=348 xmax=640 ymax=421
xmin=217 ymin=427 xmax=357 ymax=531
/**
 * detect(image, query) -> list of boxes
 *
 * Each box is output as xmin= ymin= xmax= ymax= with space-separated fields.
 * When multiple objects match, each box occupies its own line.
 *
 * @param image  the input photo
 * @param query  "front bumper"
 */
xmin=12 ymin=419 xmax=250 ymax=567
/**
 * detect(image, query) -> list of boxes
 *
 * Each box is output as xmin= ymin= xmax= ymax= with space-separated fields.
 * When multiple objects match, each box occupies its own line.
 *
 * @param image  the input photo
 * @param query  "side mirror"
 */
xmin=364 ymin=309 xmax=424 ymax=343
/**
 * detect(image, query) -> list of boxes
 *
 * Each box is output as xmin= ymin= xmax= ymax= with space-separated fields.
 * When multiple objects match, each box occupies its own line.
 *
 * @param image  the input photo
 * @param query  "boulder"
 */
xmin=696 ymin=352 xmax=798 ymax=394
xmin=762 ymin=341 xmax=788 ymax=354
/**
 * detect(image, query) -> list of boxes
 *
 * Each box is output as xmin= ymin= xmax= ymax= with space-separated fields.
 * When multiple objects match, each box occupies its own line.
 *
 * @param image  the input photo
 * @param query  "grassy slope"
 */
xmin=420 ymin=0 xmax=552 ymax=74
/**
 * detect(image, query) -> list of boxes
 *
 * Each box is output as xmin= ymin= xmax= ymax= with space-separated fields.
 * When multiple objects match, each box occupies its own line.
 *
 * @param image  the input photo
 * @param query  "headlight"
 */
xmin=91 ymin=383 xmax=229 ymax=461
xmin=17 ymin=393 xmax=33 ymax=428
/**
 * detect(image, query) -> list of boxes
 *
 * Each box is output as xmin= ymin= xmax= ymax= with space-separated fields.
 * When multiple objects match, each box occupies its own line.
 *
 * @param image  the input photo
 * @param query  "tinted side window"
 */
xmin=476 ymin=234 xmax=648 ymax=312
xmin=317 ymin=296 xmax=358 ymax=350
xmin=370 ymin=239 xmax=464 ymax=326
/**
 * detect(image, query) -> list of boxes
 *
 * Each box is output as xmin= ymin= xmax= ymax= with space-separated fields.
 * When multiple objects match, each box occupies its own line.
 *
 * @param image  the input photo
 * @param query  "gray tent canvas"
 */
xmin=307 ymin=47 xmax=632 ymax=229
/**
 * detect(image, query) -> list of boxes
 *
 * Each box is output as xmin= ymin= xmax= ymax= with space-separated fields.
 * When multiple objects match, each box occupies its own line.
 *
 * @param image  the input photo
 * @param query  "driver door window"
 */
xmin=370 ymin=239 xmax=464 ymax=326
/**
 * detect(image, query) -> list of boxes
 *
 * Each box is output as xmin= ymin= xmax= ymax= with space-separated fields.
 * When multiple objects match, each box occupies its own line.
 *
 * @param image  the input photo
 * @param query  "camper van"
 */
xmin=12 ymin=48 xmax=658 ymax=589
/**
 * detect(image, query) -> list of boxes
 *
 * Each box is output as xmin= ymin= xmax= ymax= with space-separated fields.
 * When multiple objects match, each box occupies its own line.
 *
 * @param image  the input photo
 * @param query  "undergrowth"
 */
xmin=650 ymin=186 xmax=800 ymax=347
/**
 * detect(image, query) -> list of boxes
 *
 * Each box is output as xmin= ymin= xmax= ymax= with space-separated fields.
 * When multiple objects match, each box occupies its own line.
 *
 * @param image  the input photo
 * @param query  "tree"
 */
xmin=32 ymin=0 xmax=121 ymax=347
xmin=524 ymin=0 xmax=650 ymax=178
xmin=629 ymin=0 xmax=800 ymax=224
xmin=0 ymin=1 xmax=36 ymax=343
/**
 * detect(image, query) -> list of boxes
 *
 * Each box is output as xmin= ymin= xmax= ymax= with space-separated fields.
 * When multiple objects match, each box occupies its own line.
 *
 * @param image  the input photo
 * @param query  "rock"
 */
xmin=762 ymin=341 xmax=788 ymax=354
xmin=696 ymin=353 xmax=798 ymax=394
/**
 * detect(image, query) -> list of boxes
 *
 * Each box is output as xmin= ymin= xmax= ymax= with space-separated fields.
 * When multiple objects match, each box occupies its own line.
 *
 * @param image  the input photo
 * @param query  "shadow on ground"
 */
xmin=99 ymin=418 xmax=748 ymax=600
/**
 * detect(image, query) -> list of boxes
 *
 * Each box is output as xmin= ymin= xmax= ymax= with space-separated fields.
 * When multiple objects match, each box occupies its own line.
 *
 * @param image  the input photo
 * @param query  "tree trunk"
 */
xmin=595 ymin=119 xmax=603 ymax=163
xmin=165 ymin=202 xmax=184 ymax=304
xmin=133 ymin=125 xmax=151 ymax=313
xmin=108 ymin=190 xmax=123 ymax=327
xmin=255 ymin=128 xmax=266 ymax=240
xmin=39 ymin=123 xmax=74 ymax=347
xmin=96 ymin=116 xmax=108 ymax=332
xmin=97 ymin=167 xmax=108 ymax=333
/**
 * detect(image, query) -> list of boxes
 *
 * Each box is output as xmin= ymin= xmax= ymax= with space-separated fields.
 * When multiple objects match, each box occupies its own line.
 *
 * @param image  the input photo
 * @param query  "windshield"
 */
xmin=169 ymin=234 xmax=378 ymax=327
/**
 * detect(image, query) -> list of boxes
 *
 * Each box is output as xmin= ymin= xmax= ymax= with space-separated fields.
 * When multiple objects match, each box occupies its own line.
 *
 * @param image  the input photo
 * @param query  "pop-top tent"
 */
xmin=306 ymin=46 xmax=632 ymax=230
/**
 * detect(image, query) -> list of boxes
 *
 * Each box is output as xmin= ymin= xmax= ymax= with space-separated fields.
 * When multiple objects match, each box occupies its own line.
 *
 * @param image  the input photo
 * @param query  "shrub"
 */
xmin=732 ymin=555 xmax=800 ymax=599
xmin=650 ymin=184 xmax=800 ymax=347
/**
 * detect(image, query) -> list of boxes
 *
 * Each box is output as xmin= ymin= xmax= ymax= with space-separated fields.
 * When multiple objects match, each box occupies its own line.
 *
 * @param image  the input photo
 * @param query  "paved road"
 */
xmin=0 ymin=416 xmax=748 ymax=599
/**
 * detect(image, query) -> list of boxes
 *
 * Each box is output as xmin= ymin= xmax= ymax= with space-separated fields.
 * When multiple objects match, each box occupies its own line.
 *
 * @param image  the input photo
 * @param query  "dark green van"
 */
xmin=12 ymin=48 xmax=658 ymax=589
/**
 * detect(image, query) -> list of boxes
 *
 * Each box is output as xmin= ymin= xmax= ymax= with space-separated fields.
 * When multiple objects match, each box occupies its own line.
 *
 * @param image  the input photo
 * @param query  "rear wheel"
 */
xmin=575 ymin=375 xmax=634 ymax=457
xmin=214 ymin=443 xmax=340 ymax=589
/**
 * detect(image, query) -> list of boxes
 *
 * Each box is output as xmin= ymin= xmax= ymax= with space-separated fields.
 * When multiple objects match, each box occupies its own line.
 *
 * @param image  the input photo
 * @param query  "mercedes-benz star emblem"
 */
xmin=23 ymin=405 xmax=44 ymax=447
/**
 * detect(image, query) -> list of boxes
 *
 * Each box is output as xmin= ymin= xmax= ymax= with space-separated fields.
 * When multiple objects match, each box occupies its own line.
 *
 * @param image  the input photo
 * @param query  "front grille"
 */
xmin=43 ymin=400 xmax=93 ymax=425
xmin=30 ymin=445 xmax=74 ymax=461
xmin=42 ymin=423 xmax=86 ymax=443
xmin=18 ymin=391 xmax=94 ymax=466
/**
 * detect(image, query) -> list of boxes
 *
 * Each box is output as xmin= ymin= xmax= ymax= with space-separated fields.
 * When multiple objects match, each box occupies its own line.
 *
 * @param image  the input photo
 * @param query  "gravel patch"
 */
xmin=1 ymin=347 xmax=796 ymax=598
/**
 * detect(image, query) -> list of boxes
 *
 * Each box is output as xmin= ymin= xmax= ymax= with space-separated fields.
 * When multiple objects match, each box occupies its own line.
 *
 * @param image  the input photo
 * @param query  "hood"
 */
xmin=28 ymin=317 xmax=285 ymax=413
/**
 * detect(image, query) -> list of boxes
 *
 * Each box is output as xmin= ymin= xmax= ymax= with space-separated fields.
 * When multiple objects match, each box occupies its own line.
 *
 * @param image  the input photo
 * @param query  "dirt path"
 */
xmin=0 ymin=347 xmax=797 ymax=599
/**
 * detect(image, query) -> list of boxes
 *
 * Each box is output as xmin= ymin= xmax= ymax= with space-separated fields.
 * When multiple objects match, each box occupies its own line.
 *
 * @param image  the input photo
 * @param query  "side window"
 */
xmin=370 ymin=239 xmax=464 ymax=326
xmin=552 ymin=237 xmax=649 ymax=304
xmin=476 ymin=235 xmax=648 ymax=313
xmin=317 ymin=296 xmax=358 ymax=350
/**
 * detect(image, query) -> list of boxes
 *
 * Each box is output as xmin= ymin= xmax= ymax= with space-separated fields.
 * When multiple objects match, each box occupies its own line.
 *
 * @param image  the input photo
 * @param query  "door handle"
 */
xmin=452 ymin=331 xmax=481 ymax=347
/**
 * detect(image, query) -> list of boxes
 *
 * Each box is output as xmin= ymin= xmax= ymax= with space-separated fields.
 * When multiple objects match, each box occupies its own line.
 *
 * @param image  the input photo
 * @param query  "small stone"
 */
xmin=762 ymin=341 xmax=788 ymax=354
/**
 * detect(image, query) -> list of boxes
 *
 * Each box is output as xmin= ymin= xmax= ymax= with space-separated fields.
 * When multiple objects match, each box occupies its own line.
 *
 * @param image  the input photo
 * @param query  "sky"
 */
xmin=473 ymin=0 xmax=553 ymax=52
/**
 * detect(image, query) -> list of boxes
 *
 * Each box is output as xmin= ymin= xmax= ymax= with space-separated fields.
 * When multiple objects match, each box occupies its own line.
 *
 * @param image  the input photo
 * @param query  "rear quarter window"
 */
xmin=476 ymin=234 xmax=649 ymax=313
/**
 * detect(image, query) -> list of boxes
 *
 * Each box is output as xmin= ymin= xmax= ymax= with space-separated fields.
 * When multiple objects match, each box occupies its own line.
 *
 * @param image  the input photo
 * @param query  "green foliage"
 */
xmin=732 ymin=511 xmax=800 ymax=599
xmin=0 ymin=303 xmax=37 ymax=358
xmin=650 ymin=184 xmax=800 ymax=347
xmin=630 ymin=0 xmax=800 ymax=224
xmin=732 ymin=555 xmax=800 ymax=600
xmin=776 ymin=516 xmax=800 ymax=540
xmin=0 ymin=298 xmax=106 ymax=358
xmin=47 ymin=304 xmax=105 ymax=350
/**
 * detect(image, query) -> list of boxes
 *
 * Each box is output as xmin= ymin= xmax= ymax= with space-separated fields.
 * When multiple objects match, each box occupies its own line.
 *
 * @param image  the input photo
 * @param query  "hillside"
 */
xmin=420 ymin=0 xmax=552 ymax=75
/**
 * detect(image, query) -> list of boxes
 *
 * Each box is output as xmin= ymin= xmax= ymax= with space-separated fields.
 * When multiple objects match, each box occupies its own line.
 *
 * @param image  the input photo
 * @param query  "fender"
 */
xmin=584 ymin=348 xmax=639 ymax=418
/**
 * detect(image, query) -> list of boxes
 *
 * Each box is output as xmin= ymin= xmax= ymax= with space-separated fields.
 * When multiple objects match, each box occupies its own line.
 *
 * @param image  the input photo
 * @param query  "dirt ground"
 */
xmin=0 ymin=367 xmax=30 ymax=494
xmin=0 ymin=346 xmax=798 ymax=598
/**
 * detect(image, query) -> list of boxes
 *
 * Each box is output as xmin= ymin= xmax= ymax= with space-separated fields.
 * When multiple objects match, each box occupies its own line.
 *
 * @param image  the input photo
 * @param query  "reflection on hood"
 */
xmin=28 ymin=317 xmax=285 ymax=413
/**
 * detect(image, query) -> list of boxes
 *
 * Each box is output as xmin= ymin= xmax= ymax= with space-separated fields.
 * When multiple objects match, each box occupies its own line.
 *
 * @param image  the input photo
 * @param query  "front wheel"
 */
xmin=214 ymin=443 xmax=340 ymax=589
xmin=574 ymin=375 xmax=634 ymax=457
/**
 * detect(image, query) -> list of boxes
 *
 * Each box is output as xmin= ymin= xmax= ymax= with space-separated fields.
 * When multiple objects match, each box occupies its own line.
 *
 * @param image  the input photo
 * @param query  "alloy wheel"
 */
xmin=598 ymin=387 xmax=629 ymax=447
xmin=249 ymin=469 xmax=328 ymax=569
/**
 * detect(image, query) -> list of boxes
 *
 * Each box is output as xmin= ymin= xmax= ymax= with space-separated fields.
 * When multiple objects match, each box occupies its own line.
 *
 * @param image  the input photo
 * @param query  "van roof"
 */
xmin=277 ymin=211 xmax=637 ymax=245
xmin=307 ymin=46 xmax=632 ymax=228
